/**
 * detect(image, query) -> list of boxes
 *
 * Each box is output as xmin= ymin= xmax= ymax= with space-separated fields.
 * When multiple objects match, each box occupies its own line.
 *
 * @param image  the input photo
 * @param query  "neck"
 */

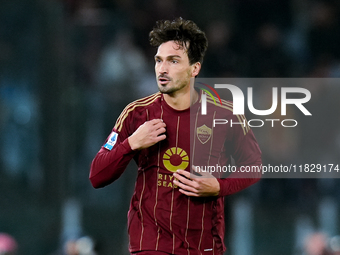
xmin=163 ymin=79 xmax=198 ymax=110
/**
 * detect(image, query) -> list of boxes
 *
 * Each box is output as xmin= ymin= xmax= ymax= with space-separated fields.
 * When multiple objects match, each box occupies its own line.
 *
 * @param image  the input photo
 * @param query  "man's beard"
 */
xmin=158 ymin=81 xmax=187 ymax=95
xmin=158 ymin=85 xmax=177 ymax=94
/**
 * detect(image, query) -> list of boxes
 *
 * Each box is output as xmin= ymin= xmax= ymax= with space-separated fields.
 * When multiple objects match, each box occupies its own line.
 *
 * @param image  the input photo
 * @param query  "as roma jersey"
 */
xmin=90 ymin=92 xmax=262 ymax=255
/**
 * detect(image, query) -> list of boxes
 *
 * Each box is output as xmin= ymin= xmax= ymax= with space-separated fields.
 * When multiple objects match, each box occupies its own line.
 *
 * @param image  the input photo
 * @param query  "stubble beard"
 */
xmin=158 ymin=79 xmax=189 ymax=95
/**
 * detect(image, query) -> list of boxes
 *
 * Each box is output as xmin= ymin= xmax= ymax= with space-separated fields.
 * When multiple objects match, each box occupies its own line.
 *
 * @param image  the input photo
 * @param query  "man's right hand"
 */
xmin=128 ymin=119 xmax=166 ymax=150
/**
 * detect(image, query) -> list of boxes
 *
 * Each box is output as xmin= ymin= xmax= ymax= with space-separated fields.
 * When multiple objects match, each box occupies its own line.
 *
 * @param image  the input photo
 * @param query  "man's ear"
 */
xmin=191 ymin=62 xmax=201 ymax=77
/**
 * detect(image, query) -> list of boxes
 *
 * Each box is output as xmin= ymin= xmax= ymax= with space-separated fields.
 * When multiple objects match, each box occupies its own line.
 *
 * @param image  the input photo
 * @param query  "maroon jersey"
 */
xmin=90 ymin=92 xmax=262 ymax=255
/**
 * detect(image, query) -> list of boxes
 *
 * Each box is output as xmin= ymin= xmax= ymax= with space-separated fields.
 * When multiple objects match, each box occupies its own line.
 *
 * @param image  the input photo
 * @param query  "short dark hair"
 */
xmin=149 ymin=17 xmax=208 ymax=65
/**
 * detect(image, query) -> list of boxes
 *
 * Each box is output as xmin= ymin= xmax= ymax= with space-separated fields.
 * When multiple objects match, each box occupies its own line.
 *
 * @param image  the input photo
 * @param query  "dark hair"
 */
xmin=149 ymin=17 xmax=208 ymax=65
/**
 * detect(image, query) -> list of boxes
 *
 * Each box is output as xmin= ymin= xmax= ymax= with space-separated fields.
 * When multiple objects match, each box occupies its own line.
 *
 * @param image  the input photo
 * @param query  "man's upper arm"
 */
xmin=231 ymin=114 xmax=262 ymax=167
xmin=89 ymin=107 xmax=137 ymax=188
xmin=217 ymin=114 xmax=262 ymax=196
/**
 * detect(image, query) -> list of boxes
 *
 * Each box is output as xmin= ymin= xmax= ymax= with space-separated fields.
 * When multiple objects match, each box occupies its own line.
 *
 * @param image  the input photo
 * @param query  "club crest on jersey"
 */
xmin=104 ymin=131 xmax=118 ymax=150
xmin=197 ymin=124 xmax=212 ymax=144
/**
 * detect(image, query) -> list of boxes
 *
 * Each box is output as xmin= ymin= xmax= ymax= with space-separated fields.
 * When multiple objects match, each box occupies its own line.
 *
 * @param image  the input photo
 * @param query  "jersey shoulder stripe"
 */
xmin=114 ymin=92 xmax=161 ymax=132
xmin=206 ymin=97 xmax=233 ymax=112
xmin=115 ymin=92 xmax=160 ymax=126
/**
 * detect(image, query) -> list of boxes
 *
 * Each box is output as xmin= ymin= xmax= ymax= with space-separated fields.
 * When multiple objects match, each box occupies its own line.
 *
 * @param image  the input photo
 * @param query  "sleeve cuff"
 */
xmin=217 ymin=178 xmax=228 ymax=197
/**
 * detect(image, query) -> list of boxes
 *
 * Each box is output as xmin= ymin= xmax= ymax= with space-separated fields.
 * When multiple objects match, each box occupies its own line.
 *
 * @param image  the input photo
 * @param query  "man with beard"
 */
xmin=90 ymin=17 xmax=262 ymax=255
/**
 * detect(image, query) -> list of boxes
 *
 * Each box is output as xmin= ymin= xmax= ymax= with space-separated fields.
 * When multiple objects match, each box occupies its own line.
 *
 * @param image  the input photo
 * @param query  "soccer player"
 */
xmin=90 ymin=18 xmax=262 ymax=255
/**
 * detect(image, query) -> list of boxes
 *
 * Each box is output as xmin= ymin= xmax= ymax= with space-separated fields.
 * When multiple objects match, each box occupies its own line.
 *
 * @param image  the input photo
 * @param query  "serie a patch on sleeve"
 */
xmin=104 ymin=131 xmax=118 ymax=150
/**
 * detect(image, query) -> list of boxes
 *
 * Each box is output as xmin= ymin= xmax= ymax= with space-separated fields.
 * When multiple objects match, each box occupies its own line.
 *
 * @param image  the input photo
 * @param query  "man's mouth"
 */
xmin=158 ymin=76 xmax=170 ymax=85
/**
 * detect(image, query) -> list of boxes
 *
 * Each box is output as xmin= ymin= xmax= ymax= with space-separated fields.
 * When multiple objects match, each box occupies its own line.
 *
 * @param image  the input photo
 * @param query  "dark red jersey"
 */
xmin=90 ymin=92 xmax=262 ymax=255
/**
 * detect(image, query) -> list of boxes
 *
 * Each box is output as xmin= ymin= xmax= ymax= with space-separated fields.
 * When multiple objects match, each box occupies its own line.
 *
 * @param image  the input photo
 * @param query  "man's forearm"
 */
xmin=90 ymin=138 xmax=136 ymax=188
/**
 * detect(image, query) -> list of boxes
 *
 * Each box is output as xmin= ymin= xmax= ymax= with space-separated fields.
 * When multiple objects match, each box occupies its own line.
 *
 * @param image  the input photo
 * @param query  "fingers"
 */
xmin=129 ymin=119 xmax=166 ymax=150
xmin=176 ymin=169 xmax=191 ymax=179
xmin=154 ymin=126 xmax=166 ymax=136
xmin=177 ymin=189 xmax=199 ymax=197
xmin=146 ymin=119 xmax=166 ymax=135
xmin=173 ymin=170 xmax=200 ymax=195
xmin=174 ymin=170 xmax=193 ymax=186
xmin=191 ymin=165 xmax=214 ymax=178
xmin=154 ymin=134 xmax=166 ymax=143
xmin=149 ymin=120 xmax=166 ymax=140
xmin=149 ymin=118 xmax=164 ymax=124
xmin=149 ymin=119 xmax=166 ymax=129
xmin=176 ymin=168 xmax=206 ymax=180
xmin=173 ymin=168 xmax=220 ymax=197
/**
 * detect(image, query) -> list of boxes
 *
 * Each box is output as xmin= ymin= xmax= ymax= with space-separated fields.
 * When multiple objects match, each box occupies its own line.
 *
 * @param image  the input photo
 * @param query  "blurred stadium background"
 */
xmin=1 ymin=0 xmax=340 ymax=254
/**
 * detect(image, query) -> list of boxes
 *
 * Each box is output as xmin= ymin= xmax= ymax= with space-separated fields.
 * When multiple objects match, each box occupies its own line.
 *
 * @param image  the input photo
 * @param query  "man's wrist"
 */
xmin=213 ymin=179 xmax=221 ymax=196
xmin=128 ymin=136 xmax=138 ymax=150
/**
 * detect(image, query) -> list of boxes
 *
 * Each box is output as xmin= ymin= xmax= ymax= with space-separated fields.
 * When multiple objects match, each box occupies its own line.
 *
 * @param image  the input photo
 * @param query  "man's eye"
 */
xmin=172 ymin=60 xmax=178 ymax=64
xmin=155 ymin=59 xmax=161 ymax=63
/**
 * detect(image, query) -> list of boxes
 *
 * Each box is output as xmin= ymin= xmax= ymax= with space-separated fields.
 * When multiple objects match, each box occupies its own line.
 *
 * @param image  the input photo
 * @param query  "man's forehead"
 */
xmin=156 ymin=40 xmax=189 ymax=56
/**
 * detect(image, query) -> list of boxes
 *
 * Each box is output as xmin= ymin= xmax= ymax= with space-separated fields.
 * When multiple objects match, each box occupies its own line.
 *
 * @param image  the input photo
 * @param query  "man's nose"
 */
xmin=158 ymin=62 xmax=168 ymax=74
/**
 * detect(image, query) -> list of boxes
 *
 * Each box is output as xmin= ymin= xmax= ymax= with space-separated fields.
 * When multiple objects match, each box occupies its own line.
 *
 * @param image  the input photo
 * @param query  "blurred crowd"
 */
xmin=66 ymin=0 xmax=340 ymax=81
xmin=304 ymin=232 xmax=340 ymax=255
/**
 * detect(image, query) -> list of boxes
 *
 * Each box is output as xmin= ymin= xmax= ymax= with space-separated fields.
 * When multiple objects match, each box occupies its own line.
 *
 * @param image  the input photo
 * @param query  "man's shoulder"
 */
xmin=114 ymin=93 xmax=162 ymax=132
xmin=124 ymin=92 xmax=162 ymax=112
xmin=205 ymin=96 xmax=234 ymax=115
